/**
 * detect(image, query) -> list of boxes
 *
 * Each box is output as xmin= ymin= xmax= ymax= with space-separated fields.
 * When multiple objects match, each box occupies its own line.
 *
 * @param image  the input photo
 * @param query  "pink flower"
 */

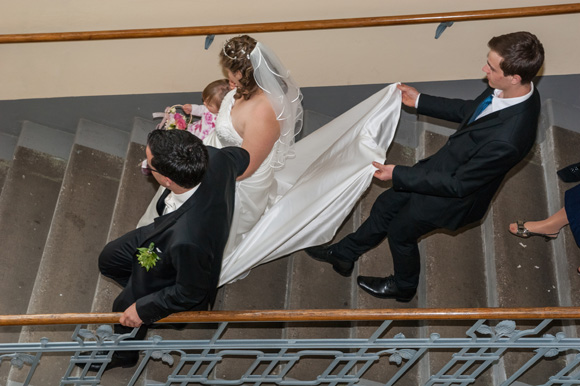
xmin=174 ymin=113 xmax=187 ymax=130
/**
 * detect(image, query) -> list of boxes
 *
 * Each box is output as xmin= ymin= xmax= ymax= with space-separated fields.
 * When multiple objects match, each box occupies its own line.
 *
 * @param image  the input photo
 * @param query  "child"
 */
xmin=143 ymin=79 xmax=232 ymax=175
xmin=183 ymin=78 xmax=230 ymax=140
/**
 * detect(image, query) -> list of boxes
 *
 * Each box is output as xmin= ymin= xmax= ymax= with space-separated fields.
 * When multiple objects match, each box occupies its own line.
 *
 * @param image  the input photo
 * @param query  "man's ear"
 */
xmin=511 ymin=74 xmax=522 ymax=85
xmin=162 ymin=176 xmax=173 ymax=188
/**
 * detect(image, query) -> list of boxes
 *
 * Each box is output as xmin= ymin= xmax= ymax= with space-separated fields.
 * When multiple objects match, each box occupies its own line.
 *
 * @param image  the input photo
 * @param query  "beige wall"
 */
xmin=1 ymin=0 xmax=579 ymax=100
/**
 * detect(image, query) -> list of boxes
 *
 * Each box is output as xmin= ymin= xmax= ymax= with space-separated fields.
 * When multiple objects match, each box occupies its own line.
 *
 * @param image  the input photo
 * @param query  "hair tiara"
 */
xmin=222 ymin=38 xmax=251 ymax=60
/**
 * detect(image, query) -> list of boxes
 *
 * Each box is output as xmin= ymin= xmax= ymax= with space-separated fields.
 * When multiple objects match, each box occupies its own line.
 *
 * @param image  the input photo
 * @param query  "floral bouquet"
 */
xmin=153 ymin=105 xmax=193 ymax=131
xmin=141 ymin=105 xmax=194 ymax=175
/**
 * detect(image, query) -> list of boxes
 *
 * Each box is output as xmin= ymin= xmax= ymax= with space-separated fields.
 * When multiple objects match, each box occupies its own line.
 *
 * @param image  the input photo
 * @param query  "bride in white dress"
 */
xmin=206 ymin=36 xmax=402 ymax=285
xmin=141 ymin=35 xmax=403 ymax=285
xmin=203 ymin=35 xmax=303 ymax=259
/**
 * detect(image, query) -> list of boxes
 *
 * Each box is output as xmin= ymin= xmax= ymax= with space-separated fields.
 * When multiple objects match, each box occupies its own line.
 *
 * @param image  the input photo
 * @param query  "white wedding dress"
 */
xmin=214 ymin=83 xmax=402 ymax=285
xmin=203 ymin=89 xmax=279 ymax=259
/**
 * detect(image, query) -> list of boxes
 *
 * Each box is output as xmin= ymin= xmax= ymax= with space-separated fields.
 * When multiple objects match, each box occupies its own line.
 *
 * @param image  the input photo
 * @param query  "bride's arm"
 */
xmin=237 ymin=100 xmax=279 ymax=181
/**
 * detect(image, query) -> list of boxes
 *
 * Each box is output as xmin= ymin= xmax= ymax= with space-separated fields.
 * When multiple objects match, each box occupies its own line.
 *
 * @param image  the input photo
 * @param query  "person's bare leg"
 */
xmin=509 ymin=207 xmax=569 ymax=237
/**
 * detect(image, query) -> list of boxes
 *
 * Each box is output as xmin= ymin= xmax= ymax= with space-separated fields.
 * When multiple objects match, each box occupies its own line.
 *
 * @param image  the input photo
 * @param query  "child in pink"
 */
xmin=183 ymin=79 xmax=230 ymax=140
xmin=143 ymin=79 xmax=232 ymax=175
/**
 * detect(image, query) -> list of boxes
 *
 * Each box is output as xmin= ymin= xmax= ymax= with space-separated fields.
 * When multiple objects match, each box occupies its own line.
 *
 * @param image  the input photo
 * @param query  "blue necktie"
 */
xmin=468 ymin=94 xmax=493 ymax=124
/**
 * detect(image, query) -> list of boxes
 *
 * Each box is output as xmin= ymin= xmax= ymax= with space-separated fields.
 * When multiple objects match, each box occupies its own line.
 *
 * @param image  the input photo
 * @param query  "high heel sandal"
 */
xmin=510 ymin=220 xmax=559 ymax=241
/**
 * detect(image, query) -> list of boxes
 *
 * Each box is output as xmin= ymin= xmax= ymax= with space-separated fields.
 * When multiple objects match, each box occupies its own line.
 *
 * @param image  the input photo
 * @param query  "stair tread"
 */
xmin=0 ymin=158 xmax=10 ymax=195
xmin=0 ymin=132 xmax=17 ymax=161
xmin=12 ymin=144 xmax=125 ymax=385
xmin=18 ymin=121 xmax=74 ymax=160
xmin=76 ymin=118 xmax=130 ymax=158
xmin=0 ymin=147 xmax=66 ymax=338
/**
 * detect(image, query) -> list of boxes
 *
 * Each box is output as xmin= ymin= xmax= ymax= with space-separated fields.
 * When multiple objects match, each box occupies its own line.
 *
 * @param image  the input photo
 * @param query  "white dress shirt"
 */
xmin=162 ymin=185 xmax=199 ymax=215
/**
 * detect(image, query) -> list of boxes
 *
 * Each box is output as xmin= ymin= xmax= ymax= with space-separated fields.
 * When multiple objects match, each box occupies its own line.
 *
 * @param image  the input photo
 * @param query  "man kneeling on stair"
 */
xmin=307 ymin=31 xmax=544 ymax=303
xmin=85 ymin=129 xmax=249 ymax=372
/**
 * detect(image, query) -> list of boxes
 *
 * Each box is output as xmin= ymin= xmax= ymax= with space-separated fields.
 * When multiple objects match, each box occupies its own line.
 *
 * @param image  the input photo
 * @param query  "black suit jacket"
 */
xmin=392 ymin=87 xmax=541 ymax=230
xmin=126 ymin=146 xmax=249 ymax=324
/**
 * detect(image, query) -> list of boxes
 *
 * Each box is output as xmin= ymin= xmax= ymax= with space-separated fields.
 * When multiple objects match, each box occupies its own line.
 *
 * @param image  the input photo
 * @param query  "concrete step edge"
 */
xmin=18 ymin=121 xmax=74 ymax=160
xmin=131 ymin=117 xmax=156 ymax=146
xmin=0 ymin=132 xmax=18 ymax=161
xmin=75 ymin=118 xmax=131 ymax=158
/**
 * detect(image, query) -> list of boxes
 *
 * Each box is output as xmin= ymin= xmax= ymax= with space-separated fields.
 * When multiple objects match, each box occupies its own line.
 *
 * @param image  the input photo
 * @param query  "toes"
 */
xmin=509 ymin=223 xmax=518 ymax=234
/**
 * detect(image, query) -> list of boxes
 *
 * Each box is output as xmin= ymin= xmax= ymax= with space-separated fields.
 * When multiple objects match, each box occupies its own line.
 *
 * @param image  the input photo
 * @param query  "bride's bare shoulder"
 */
xmin=249 ymin=93 xmax=277 ymax=122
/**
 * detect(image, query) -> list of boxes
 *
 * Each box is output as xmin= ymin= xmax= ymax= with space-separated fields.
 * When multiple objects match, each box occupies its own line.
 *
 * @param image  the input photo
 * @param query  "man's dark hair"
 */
xmin=488 ymin=31 xmax=544 ymax=84
xmin=147 ymin=129 xmax=209 ymax=189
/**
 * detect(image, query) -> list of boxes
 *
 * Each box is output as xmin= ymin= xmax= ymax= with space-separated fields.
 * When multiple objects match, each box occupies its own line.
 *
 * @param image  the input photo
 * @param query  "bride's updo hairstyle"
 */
xmin=220 ymin=35 xmax=258 ymax=101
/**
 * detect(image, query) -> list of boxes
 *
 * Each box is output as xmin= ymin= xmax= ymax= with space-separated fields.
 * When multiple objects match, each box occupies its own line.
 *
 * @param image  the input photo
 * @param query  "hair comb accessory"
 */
xmin=222 ymin=39 xmax=251 ymax=60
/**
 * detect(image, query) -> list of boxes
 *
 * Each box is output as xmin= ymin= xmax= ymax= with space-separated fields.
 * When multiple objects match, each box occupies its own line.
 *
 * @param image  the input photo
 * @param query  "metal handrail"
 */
xmin=2 ymin=307 xmax=580 ymax=326
xmin=1 ymin=3 xmax=580 ymax=44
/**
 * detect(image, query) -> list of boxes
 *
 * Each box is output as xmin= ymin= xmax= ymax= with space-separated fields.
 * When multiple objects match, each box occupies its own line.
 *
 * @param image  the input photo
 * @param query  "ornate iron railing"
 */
xmin=1 ymin=308 xmax=580 ymax=385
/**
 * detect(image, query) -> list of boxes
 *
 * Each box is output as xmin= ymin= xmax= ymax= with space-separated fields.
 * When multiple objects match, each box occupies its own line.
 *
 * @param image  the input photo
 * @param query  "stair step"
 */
xmin=419 ymin=131 xmax=492 ymax=385
xmin=130 ymin=117 xmax=156 ymax=146
xmin=0 ymin=123 xmax=73 ymax=350
xmin=18 ymin=121 xmax=75 ymax=160
xmin=282 ymin=196 xmax=359 ymax=380
xmin=353 ymin=141 xmax=421 ymax=385
xmin=212 ymin=258 xmax=290 ymax=380
xmin=91 ymin=122 xmax=159 ymax=314
xmin=0 ymin=158 xmax=10 ymax=195
xmin=0 ymin=132 xmax=17 ymax=161
xmin=0 ymin=147 xmax=67 ymax=349
xmin=11 ymin=121 xmax=129 ymax=384
xmin=490 ymin=142 xmax=564 ymax=383
xmin=75 ymin=118 xmax=130 ymax=158
xmin=91 ymin=121 xmax=159 ymax=386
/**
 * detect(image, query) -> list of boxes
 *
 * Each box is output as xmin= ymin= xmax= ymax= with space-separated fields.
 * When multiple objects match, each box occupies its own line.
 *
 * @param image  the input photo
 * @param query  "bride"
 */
xmin=141 ymin=35 xmax=403 ymax=286
xmin=203 ymin=35 xmax=303 ymax=258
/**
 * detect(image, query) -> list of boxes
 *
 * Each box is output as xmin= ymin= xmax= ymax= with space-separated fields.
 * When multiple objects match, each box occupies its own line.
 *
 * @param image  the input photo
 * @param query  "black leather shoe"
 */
xmin=557 ymin=161 xmax=580 ymax=183
xmin=357 ymin=275 xmax=416 ymax=302
xmin=306 ymin=245 xmax=354 ymax=277
xmin=76 ymin=351 xmax=139 ymax=372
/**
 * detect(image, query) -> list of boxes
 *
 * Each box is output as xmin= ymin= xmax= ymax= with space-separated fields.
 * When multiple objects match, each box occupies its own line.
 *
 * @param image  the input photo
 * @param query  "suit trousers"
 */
xmin=99 ymin=224 xmax=154 ymax=339
xmin=333 ymin=188 xmax=438 ymax=289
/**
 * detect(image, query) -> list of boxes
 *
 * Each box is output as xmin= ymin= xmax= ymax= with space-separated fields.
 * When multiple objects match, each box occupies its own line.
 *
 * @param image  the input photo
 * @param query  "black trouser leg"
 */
xmin=386 ymin=209 xmax=437 ymax=289
xmin=98 ymin=225 xmax=152 ymax=287
xmin=334 ymin=188 xmax=437 ymax=289
xmin=333 ymin=189 xmax=411 ymax=260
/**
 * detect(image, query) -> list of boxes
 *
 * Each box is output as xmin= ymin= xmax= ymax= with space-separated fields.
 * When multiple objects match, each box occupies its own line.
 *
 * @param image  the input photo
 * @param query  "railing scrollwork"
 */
xmin=1 ymin=308 xmax=580 ymax=385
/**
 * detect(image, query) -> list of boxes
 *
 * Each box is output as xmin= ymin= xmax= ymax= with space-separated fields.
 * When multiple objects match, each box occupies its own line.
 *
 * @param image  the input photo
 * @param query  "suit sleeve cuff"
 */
xmin=392 ymin=165 xmax=411 ymax=191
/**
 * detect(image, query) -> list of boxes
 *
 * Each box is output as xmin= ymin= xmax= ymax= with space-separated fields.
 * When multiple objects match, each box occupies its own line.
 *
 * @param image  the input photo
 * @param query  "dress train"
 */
xmin=219 ymin=83 xmax=402 ymax=285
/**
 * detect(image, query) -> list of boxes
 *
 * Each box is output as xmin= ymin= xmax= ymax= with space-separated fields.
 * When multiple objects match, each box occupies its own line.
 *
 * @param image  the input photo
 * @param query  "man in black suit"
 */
xmin=307 ymin=31 xmax=544 ymax=302
xmin=95 ymin=129 xmax=249 ymax=370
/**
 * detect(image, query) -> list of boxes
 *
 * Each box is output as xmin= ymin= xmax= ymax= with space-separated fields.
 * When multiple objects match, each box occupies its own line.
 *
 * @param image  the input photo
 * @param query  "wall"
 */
xmin=1 ymin=0 xmax=580 ymax=100
xmin=2 ymin=74 xmax=580 ymax=138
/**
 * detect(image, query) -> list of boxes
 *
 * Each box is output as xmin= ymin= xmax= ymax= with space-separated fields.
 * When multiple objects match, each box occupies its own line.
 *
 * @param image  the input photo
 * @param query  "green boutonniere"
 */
xmin=136 ymin=242 xmax=160 ymax=271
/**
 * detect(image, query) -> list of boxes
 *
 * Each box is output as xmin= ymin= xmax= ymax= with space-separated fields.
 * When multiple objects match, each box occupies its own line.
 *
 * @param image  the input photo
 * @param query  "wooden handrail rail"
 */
xmin=1 ymin=307 xmax=580 ymax=326
xmin=1 ymin=3 xmax=579 ymax=44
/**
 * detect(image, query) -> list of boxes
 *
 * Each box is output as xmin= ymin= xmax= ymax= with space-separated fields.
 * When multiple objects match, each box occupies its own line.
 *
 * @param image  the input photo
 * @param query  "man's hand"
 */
xmin=397 ymin=84 xmax=420 ymax=108
xmin=120 ymin=303 xmax=143 ymax=328
xmin=372 ymin=161 xmax=395 ymax=181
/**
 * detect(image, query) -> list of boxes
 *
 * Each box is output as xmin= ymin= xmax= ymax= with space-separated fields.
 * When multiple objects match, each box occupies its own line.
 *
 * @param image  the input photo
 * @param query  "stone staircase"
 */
xmin=0 ymin=95 xmax=579 ymax=385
